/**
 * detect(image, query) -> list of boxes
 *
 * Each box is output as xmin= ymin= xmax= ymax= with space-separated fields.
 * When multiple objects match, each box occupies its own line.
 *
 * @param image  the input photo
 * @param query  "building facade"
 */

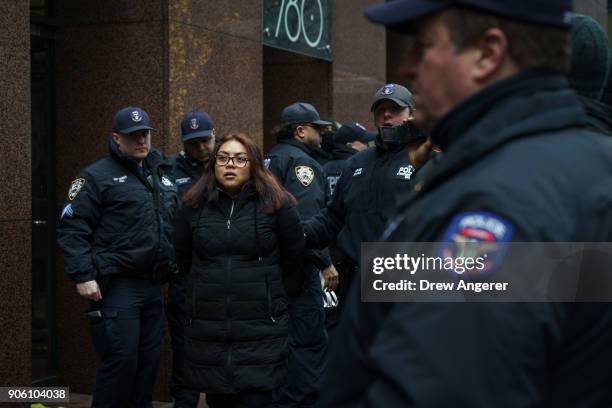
xmin=0 ymin=0 xmax=608 ymax=400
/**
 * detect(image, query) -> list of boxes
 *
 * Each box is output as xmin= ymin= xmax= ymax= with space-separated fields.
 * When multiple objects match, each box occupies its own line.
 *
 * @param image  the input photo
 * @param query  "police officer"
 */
xmin=167 ymin=110 xmax=215 ymax=408
xmin=265 ymin=102 xmax=338 ymax=407
xmin=171 ymin=111 xmax=216 ymax=195
xmin=324 ymin=122 xmax=377 ymax=201
xmin=57 ymin=107 xmax=179 ymax=408
xmin=321 ymin=1 xmax=612 ymax=406
xmin=304 ymin=84 xmax=427 ymax=308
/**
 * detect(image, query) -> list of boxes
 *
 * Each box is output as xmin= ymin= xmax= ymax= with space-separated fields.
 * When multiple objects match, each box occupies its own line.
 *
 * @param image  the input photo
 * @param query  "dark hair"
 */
xmin=441 ymin=7 xmax=570 ymax=73
xmin=183 ymin=132 xmax=296 ymax=213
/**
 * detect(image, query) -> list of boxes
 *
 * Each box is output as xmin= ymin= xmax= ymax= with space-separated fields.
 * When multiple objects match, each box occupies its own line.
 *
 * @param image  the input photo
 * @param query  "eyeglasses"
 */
xmin=215 ymin=155 xmax=250 ymax=168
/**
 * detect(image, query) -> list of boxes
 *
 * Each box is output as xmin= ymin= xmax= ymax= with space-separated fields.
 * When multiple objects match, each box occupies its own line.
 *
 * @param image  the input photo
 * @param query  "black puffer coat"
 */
xmin=174 ymin=184 xmax=305 ymax=394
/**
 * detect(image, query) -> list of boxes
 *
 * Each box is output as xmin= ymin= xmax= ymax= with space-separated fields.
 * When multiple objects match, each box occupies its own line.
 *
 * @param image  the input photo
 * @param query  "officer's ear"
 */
xmin=112 ymin=132 xmax=122 ymax=146
xmin=472 ymin=27 xmax=516 ymax=83
xmin=293 ymin=125 xmax=305 ymax=140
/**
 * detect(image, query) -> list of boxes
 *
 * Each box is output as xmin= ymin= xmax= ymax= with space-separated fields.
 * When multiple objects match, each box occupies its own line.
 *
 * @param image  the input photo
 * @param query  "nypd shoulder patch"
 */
xmin=439 ymin=211 xmax=514 ymax=278
xmin=295 ymin=166 xmax=314 ymax=187
xmin=68 ymin=178 xmax=86 ymax=201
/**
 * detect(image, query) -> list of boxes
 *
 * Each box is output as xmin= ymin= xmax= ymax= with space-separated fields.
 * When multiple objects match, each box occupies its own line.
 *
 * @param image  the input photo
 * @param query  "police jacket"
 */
xmin=579 ymin=95 xmax=612 ymax=136
xmin=266 ymin=138 xmax=332 ymax=269
xmin=323 ymin=144 xmax=357 ymax=201
xmin=173 ymin=184 xmax=305 ymax=394
xmin=304 ymin=142 xmax=415 ymax=266
xmin=170 ymin=151 xmax=205 ymax=196
xmin=57 ymin=140 xmax=179 ymax=283
xmin=320 ymin=71 xmax=612 ymax=407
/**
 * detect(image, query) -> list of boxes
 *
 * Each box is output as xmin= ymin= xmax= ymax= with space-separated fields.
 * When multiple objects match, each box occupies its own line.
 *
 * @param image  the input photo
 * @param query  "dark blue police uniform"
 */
xmin=57 ymin=107 xmax=178 ymax=408
xmin=167 ymin=152 xmax=204 ymax=408
xmin=265 ymin=102 xmax=333 ymax=407
xmin=304 ymin=142 xmax=416 ymax=269
xmin=320 ymin=70 xmax=612 ymax=407
xmin=166 ymin=110 xmax=214 ymax=408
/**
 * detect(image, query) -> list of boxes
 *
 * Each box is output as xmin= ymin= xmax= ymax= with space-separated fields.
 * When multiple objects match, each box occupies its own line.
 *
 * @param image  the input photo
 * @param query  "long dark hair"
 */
xmin=183 ymin=132 xmax=296 ymax=213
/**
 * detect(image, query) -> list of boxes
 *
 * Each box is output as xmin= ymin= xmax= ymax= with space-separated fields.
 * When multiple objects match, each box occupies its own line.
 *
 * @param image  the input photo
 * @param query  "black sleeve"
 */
xmin=56 ymin=172 xmax=102 ymax=284
xmin=268 ymin=155 xmax=333 ymax=269
xmin=276 ymin=198 xmax=306 ymax=294
xmin=173 ymin=203 xmax=194 ymax=277
xmin=303 ymin=165 xmax=349 ymax=250
xmin=323 ymin=203 xmax=543 ymax=407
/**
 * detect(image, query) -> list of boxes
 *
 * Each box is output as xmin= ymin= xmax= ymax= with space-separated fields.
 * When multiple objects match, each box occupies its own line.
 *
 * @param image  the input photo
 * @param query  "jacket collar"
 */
xmin=424 ymin=70 xmax=587 ymax=190
xmin=278 ymin=138 xmax=320 ymax=158
xmin=108 ymin=137 xmax=164 ymax=185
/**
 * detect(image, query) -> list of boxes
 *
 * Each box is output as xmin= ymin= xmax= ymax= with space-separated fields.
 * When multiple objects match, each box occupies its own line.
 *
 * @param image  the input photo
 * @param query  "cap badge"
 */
xmin=190 ymin=118 xmax=199 ymax=130
xmin=131 ymin=110 xmax=142 ymax=122
xmin=381 ymin=85 xmax=395 ymax=95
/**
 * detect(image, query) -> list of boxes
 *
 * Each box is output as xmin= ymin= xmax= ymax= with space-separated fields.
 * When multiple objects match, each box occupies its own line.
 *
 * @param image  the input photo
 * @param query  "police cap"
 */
xmin=364 ymin=0 xmax=573 ymax=30
xmin=181 ymin=111 xmax=214 ymax=142
xmin=335 ymin=122 xmax=377 ymax=145
xmin=112 ymin=107 xmax=154 ymax=134
xmin=281 ymin=102 xmax=332 ymax=127
xmin=371 ymin=83 xmax=415 ymax=112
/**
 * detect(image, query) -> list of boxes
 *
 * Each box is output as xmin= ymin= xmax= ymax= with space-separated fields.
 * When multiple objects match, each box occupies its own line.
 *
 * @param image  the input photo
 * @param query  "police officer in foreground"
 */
xmin=265 ymin=102 xmax=338 ymax=407
xmin=167 ymin=110 xmax=215 ymax=408
xmin=303 ymin=84 xmax=428 ymax=318
xmin=57 ymin=107 xmax=179 ymax=408
xmin=321 ymin=1 xmax=612 ymax=406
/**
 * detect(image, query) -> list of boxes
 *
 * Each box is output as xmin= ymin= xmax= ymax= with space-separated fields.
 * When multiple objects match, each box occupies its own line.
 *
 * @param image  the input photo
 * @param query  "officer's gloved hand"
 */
xmin=76 ymin=280 xmax=102 ymax=301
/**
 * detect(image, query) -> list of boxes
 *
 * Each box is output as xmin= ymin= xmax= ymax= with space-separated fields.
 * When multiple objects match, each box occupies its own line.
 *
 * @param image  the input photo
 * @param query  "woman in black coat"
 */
xmin=174 ymin=132 xmax=305 ymax=408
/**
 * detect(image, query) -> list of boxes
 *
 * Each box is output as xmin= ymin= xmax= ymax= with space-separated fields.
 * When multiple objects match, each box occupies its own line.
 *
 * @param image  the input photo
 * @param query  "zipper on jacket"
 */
xmin=227 ymin=200 xmax=235 ymax=230
xmin=226 ymin=199 xmax=235 ymax=374
xmin=189 ymin=284 xmax=196 ymax=325
xmin=265 ymin=275 xmax=275 ymax=323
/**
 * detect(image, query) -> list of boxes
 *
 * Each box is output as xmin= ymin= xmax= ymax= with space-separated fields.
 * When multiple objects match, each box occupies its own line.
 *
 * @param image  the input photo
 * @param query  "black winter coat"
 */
xmin=321 ymin=71 xmax=612 ymax=407
xmin=304 ymin=143 xmax=416 ymax=266
xmin=174 ymin=184 xmax=305 ymax=394
xmin=266 ymin=138 xmax=333 ymax=270
xmin=57 ymin=140 xmax=178 ymax=283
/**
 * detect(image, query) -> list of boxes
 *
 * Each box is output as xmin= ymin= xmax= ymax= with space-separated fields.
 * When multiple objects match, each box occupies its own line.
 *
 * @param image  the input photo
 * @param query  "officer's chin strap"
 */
xmin=376 ymin=123 xmax=426 ymax=150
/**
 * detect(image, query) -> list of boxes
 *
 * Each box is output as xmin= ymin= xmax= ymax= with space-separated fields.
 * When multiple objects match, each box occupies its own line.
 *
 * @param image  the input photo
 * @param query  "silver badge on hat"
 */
xmin=190 ymin=118 xmax=199 ymax=130
xmin=131 ymin=110 xmax=142 ymax=122
xmin=381 ymin=85 xmax=395 ymax=95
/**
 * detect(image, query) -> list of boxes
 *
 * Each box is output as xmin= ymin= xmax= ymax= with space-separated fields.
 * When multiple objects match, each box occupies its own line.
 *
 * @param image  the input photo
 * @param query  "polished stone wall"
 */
xmin=0 ymin=0 xmax=32 ymax=388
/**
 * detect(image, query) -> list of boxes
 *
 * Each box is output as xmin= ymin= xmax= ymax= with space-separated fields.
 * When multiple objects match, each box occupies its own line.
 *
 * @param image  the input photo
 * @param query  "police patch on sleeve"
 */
xmin=68 ymin=178 xmax=86 ymax=201
xmin=439 ymin=211 xmax=514 ymax=278
xmin=295 ymin=166 xmax=314 ymax=187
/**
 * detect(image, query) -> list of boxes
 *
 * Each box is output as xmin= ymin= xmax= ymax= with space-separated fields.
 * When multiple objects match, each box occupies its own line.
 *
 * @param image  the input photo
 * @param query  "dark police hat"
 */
xmin=112 ymin=107 xmax=154 ymax=134
xmin=364 ymin=0 xmax=573 ymax=30
xmin=281 ymin=102 xmax=332 ymax=127
xmin=180 ymin=111 xmax=214 ymax=142
xmin=371 ymin=83 xmax=415 ymax=112
xmin=335 ymin=122 xmax=378 ymax=145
